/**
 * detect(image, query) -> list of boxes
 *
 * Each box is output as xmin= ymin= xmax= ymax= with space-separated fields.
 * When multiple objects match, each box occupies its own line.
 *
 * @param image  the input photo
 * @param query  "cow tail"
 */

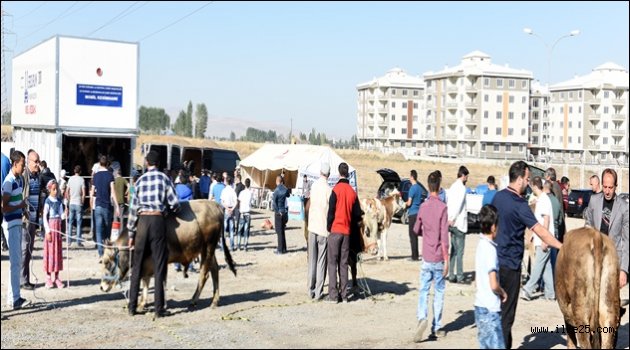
xmin=221 ymin=220 xmax=237 ymax=276
xmin=591 ymin=229 xmax=602 ymax=348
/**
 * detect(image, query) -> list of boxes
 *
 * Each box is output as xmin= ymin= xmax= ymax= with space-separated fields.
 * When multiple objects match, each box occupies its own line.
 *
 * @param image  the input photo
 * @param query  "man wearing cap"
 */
xmin=307 ymin=162 xmax=331 ymax=300
xmin=127 ymin=150 xmax=179 ymax=319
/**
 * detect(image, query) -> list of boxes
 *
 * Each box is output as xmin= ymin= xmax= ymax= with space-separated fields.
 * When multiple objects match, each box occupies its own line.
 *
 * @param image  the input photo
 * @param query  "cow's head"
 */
xmin=100 ymin=239 xmax=130 ymax=292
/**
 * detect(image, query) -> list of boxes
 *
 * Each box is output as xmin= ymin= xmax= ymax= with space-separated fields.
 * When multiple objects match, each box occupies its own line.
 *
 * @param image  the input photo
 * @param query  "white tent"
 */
xmin=239 ymin=144 xmax=357 ymax=192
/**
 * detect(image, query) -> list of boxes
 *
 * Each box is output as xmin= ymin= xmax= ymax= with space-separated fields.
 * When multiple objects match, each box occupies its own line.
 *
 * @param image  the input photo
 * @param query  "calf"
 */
xmin=360 ymin=191 xmax=402 ymax=260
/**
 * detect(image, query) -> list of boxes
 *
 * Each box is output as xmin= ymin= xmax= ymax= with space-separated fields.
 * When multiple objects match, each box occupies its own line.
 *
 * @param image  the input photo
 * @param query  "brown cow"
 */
xmin=100 ymin=200 xmax=237 ymax=310
xmin=555 ymin=227 xmax=620 ymax=349
xmin=360 ymin=191 xmax=402 ymax=261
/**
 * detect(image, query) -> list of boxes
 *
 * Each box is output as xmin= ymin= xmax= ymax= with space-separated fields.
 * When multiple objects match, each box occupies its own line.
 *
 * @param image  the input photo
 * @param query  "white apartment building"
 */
xmin=548 ymin=62 xmax=628 ymax=165
xmin=356 ymin=68 xmax=425 ymax=151
xmin=423 ymin=51 xmax=533 ymax=159
xmin=529 ymin=81 xmax=550 ymax=161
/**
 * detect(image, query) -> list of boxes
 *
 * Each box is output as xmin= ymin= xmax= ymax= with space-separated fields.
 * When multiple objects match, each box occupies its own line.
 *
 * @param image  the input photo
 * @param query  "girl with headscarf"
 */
xmin=43 ymin=179 xmax=66 ymax=289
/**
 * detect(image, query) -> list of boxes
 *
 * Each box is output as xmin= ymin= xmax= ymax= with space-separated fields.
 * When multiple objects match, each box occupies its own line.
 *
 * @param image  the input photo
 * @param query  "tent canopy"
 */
xmin=239 ymin=144 xmax=357 ymax=191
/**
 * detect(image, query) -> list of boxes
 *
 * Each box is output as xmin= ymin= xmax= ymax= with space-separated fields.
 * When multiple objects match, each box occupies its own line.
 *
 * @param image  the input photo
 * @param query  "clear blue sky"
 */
xmin=3 ymin=1 xmax=628 ymax=139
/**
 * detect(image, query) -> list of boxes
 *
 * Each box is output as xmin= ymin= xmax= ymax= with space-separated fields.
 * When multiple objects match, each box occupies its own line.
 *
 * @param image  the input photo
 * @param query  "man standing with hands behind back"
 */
xmin=127 ymin=150 xmax=180 ymax=319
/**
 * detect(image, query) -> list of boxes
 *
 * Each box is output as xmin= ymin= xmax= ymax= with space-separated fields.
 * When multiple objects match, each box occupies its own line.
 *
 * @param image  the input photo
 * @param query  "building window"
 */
xmin=481 ymin=143 xmax=487 ymax=151
xmin=402 ymin=89 xmax=408 ymax=96
xmin=506 ymin=144 xmax=512 ymax=152
xmin=603 ymin=121 xmax=608 ymax=129
xmin=497 ymin=95 xmax=502 ymax=103
xmin=413 ymin=128 xmax=418 ymax=135
xmin=578 ymin=121 xmax=581 ymax=128
xmin=484 ymin=111 xmax=489 ymax=119
xmin=484 ymin=127 xmax=488 ymax=135
xmin=391 ymin=102 xmax=396 ymax=108
xmin=561 ymin=92 xmax=565 ymax=99
xmin=603 ymin=137 xmax=608 ymax=145
xmin=484 ymin=78 xmax=490 ymax=87
xmin=496 ymin=127 xmax=501 ymax=135
xmin=427 ymin=95 xmax=432 ymax=101
xmin=604 ymin=91 xmax=609 ymax=98
xmin=578 ymin=91 xmax=582 ymax=98
xmin=509 ymin=112 xmax=514 ymax=120
xmin=604 ymin=106 xmax=609 ymax=114
xmin=413 ymin=102 xmax=418 ymax=109
xmin=522 ymin=112 xmax=526 ymax=120
xmin=569 ymin=121 xmax=572 ymax=128
xmin=391 ymin=115 xmax=395 ymax=121
xmin=522 ymin=96 xmax=526 ymax=104
xmin=569 ymin=91 xmax=573 ymax=99
xmin=402 ymin=128 xmax=407 ymax=134
xmin=494 ymin=143 xmax=500 ymax=152
xmin=578 ymin=106 xmax=582 ymax=113
xmin=560 ymin=107 xmax=563 ymax=113
xmin=497 ymin=79 xmax=503 ymax=88
xmin=402 ymin=115 xmax=407 ymax=121
xmin=568 ymin=136 xmax=572 ymax=143
xmin=533 ymin=99 xmax=539 ymax=108
xmin=413 ymin=115 xmax=418 ymax=121
xmin=427 ymin=81 xmax=432 ymax=88
xmin=391 ymin=89 xmax=396 ymax=95
xmin=519 ymin=145 xmax=524 ymax=152
xmin=521 ymin=128 xmax=526 ymax=136
xmin=533 ymin=124 xmax=538 ymax=132
xmin=509 ymin=79 xmax=515 ymax=88
xmin=560 ymin=121 xmax=563 ymax=128
xmin=401 ymin=141 xmax=406 ymax=147
xmin=413 ymin=90 xmax=419 ymax=96
xmin=508 ymin=128 xmax=514 ymax=136
xmin=521 ymin=80 xmax=527 ymax=89
xmin=484 ymin=94 xmax=489 ymax=102
xmin=509 ymin=95 xmax=514 ymax=103
xmin=569 ymin=106 xmax=573 ymax=113
xmin=496 ymin=111 xmax=502 ymax=119
xmin=402 ymin=102 xmax=407 ymax=108
xmin=391 ymin=128 xmax=395 ymax=134
xmin=578 ymin=136 xmax=581 ymax=143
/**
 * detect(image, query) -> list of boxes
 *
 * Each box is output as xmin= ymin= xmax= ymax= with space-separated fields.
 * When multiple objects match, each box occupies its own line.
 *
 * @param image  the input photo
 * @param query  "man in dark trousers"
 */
xmin=272 ymin=175 xmax=289 ymax=254
xmin=326 ymin=162 xmax=362 ymax=304
xmin=127 ymin=150 xmax=180 ymax=319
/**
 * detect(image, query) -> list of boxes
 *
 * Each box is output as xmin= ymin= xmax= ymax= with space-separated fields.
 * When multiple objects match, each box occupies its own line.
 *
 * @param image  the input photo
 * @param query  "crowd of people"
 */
xmin=2 ymin=150 xmax=628 ymax=346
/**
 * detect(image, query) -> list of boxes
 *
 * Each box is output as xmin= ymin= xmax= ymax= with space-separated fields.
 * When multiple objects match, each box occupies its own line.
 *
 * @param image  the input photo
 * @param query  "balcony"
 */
xmin=588 ymin=129 xmax=601 ymax=136
xmin=586 ymin=98 xmax=601 ymax=105
xmin=376 ymin=107 xmax=389 ymax=114
xmin=376 ymin=118 xmax=388 ymax=127
xmin=378 ymin=94 xmax=389 ymax=101
xmin=445 ymin=116 xmax=458 ymax=124
xmin=446 ymin=85 xmax=458 ymax=93
xmin=585 ymin=141 xmax=601 ymax=151
xmin=465 ymin=84 xmax=478 ymax=93
xmin=612 ymin=98 xmax=625 ymax=105
xmin=465 ymin=116 xmax=479 ymax=125
xmin=587 ymin=113 xmax=601 ymax=122
xmin=611 ymin=114 xmax=626 ymax=122
xmin=465 ymin=101 xmax=478 ymax=109
xmin=611 ymin=129 xmax=625 ymax=137
xmin=443 ymin=132 xmax=458 ymax=139
xmin=445 ymin=102 xmax=458 ymax=109
xmin=611 ymin=144 xmax=626 ymax=151
xmin=464 ymin=134 xmax=477 ymax=140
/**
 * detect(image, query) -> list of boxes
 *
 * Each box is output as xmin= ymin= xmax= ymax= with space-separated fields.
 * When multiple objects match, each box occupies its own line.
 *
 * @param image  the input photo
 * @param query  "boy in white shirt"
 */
xmin=521 ymin=176 xmax=555 ymax=301
xmin=475 ymin=204 xmax=507 ymax=349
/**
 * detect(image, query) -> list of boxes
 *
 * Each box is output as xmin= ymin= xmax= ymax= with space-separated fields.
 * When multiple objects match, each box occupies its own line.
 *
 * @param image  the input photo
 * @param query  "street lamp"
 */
xmin=523 ymin=27 xmax=580 ymax=161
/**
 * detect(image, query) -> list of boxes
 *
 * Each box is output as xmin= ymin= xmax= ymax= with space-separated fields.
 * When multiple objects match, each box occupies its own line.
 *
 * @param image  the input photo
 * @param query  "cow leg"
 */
xmin=599 ymin=250 xmax=620 ymax=349
xmin=190 ymin=249 xmax=211 ymax=309
xmin=564 ymin=321 xmax=578 ymax=349
xmin=138 ymin=277 xmax=150 ymax=311
xmin=382 ymin=229 xmax=389 ymax=261
xmin=209 ymin=254 xmax=220 ymax=308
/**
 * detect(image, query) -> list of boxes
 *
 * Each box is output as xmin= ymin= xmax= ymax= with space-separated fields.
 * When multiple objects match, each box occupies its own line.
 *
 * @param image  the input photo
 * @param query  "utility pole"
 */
xmin=1 ymin=6 xmax=15 ymax=125
xmin=289 ymin=117 xmax=293 ymax=144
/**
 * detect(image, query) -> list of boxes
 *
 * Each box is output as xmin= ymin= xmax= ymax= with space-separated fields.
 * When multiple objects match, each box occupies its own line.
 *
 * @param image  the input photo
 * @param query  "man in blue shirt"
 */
xmin=198 ymin=169 xmax=210 ymax=200
xmin=1 ymin=152 xmax=11 ymax=251
xmin=406 ymin=170 xmax=424 ymax=261
xmin=272 ymin=175 xmax=289 ymax=255
xmin=90 ymin=155 xmax=120 ymax=258
xmin=492 ymin=161 xmax=562 ymax=349
xmin=482 ymin=176 xmax=498 ymax=207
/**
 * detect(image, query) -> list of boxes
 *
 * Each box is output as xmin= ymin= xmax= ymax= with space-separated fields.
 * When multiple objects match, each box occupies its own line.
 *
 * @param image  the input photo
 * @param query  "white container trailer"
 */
xmin=11 ymin=35 xmax=139 ymax=178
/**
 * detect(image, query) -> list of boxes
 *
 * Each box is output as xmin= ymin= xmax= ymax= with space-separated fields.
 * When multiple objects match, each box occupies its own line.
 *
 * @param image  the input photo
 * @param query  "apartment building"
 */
xmin=528 ymin=81 xmax=550 ymax=161
xmin=548 ymin=62 xmax=628 ymax=165
xmin=356 ymin=68 xmax=425 ymax=150
xmin=423 ymin=51 xmax=533 ymax=159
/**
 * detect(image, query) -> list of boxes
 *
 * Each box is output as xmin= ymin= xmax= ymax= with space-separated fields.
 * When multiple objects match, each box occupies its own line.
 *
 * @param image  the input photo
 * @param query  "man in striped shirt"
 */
xmin=2 ymin=151 xmax=31 ymax=310
xmin=127 ymin=150 xmax=180 ymax=318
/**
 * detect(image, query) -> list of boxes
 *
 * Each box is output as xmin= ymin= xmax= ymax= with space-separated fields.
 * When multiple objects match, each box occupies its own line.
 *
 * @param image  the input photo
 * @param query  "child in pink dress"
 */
xmin=43 ymin=180 xmax=65 ymax=289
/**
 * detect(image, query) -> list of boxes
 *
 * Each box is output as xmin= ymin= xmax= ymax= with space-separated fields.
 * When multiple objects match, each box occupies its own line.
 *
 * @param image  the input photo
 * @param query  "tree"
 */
xmin=230 ymin=131 xmax=236 ymax=141
xmin=194 ymin=103 xmax=208 ymax=138
xmin=139 ymin=106 xmax=169 ymax=133
xmin=299 ymin=132 xmax=307 ymax=141
xmin=185 ymin=101 xmax=193 ymax=137
xmin=173 ymin=110 xmax=188 ymax=136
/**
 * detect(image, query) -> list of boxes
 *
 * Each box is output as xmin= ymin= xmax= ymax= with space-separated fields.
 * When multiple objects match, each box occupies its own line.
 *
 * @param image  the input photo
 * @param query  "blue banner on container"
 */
xmin=76 ymin=84 xmax=123 ymax=107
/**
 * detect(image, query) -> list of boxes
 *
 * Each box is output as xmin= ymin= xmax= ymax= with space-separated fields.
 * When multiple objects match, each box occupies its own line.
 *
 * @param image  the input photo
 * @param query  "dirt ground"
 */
xmin=1 ymin=213 xmax=628 ymax=349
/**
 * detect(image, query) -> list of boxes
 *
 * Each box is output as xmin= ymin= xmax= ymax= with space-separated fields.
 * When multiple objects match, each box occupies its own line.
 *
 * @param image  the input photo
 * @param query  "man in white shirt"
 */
xmin=307 ymin=162 xmax=332 ymax=301
xmin=237 ymin=178 xmax=252 ymax=251
xmin=521 ymin=176 xmax=555 ymax=301
xmin=66 ymin=165 xmax=86 ymax=248
xmin=220 ymin=176 xmax=238 ymax=251
xmin=447 ymin=166 xmax=469 ymax=284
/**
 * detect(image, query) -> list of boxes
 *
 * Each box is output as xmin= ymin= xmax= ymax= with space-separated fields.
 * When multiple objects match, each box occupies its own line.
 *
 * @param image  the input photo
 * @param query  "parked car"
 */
xmin=566 ymin=189 xmax=592 ymax=218
xmin=376 ymin=168 xmax=427 ymax=224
